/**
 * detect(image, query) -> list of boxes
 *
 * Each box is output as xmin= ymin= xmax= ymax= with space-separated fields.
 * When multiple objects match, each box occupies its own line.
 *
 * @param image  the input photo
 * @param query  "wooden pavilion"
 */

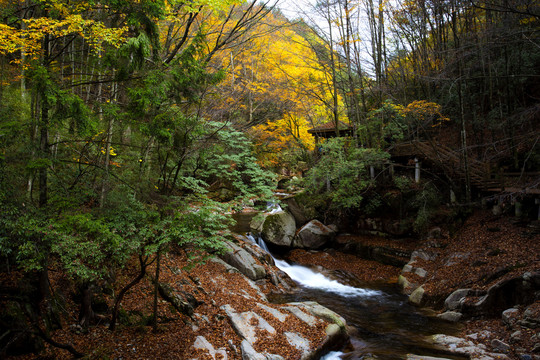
xmin=307 ymin=121 xmax=354 ymax=142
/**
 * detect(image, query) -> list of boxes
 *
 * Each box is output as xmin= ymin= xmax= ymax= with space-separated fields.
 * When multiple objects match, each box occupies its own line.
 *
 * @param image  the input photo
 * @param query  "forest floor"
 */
xmin=5 ymin=209 xmax=539 ymax=359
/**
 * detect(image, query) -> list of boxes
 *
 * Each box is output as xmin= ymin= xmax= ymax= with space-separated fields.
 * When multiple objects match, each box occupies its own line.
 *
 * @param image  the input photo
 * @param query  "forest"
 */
xmin=0 ymin=0 xmax=539 ymax=358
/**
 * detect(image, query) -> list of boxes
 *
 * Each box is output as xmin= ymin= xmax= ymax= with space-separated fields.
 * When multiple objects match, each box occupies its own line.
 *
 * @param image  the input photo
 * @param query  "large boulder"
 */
xmin=221 ymin=301 xmax=348 ymax=360
xmin=219 ymin=241 xmax=266 ymax=281
xmin=292 ymin=220 xmax=336 ymax=249
xmin=261 ymin=210 xmax=296 ymax=247
xmin=282 ymin=196 xmax=309 ymax=227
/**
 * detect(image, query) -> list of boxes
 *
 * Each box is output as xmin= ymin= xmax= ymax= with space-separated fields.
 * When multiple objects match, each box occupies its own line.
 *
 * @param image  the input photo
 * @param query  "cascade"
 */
xmin=246 ymin=235 xmax=458 ymax=360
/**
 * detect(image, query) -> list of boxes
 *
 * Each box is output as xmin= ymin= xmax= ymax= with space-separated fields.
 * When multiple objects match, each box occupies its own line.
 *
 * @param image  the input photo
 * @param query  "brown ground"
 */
xmin=4 ymin=210 xmax=539 ymax=359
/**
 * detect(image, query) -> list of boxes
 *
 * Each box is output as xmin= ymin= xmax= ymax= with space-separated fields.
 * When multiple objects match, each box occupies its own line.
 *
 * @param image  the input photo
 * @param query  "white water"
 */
xmin=267 ymin=202 xmax=283 ymax=214
xmin=248 ymin=235 xmax=382 ymax=298
xmin=320 ymin=351 xmax=345 ymax=360
xmin=274 ymin=259 xmax=381 ymax=298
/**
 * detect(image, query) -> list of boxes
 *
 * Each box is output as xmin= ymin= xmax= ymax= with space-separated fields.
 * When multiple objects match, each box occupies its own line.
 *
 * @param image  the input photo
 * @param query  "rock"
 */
xmin=520 ymin=303 xmax=540 ymax=329
xmin=444 ymin=289 xmax=471 ymax=311
xmin=429 ymin=334 xmax=510 ymax=360
xmin=414 ymin=267 xmax=427 ymax=278
xmin=256 ymin=303 xmax=288 ymax=322
xmin=221 ymin=305 xmax=275 ymax=344
xmin=427 ymin=227 xmax=442 ymax=239
xmin=284 ymin=332 xmax=311 ymax=353
xmin=282 ymin=197 xmax=309 ymax=227
xmin=240 ymin=340 xmax=285 ymax=360
xmin=288 ymin=301 xmax=347 ymax=330
xmin=491 ymin=339 xmax=511 ymax=353
xmin=157 ymin=282 xmax=199 ymax=318
xmin=437 ymin=311 xmax=463 ymax=322
xmin=533 ymin=343 xmax=540 ymax=353
xmin=250 ymin=213 xmax=267 ymax=233
xmin=409 ymin=286 xmax=425 ymax=306
xmin=407 ymin=356 xmax=453 ymax=360
xmin=193 ymin=336 xmax=228 ymax=360
xmin=292 ymin=220 xmax=336 ymax=249
xmin=402 ymin=264 xmax=414 ymax=273
xmin=220 ymin=241 xmax=266 ymax=281
xmin=502 ymin=308 xmax=520 ymax=327
xmin=261 ymin=211 xmax=296 ymax=247
xmin=510 ymin=330 xmax=523 ymax=343
xmin=283 ymin=306 xmax=319 ymax=326
xmin=411 ymin=250 xmax=436 ymax=261
xmin=463 ymin=272 xmax=540 ymax=316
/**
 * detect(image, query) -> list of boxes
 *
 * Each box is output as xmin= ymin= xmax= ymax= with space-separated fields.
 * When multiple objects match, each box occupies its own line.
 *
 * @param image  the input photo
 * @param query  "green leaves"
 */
xmin=303 ymin=138 xmax=389 ymax=210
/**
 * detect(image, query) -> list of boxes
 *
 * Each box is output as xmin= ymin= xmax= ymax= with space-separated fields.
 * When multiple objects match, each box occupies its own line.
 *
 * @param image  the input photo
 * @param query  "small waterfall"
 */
xmin=249 ymin=235 xmax=381 ymax=298
xmin=266 ymin=202 xmax=283 ymax=214
xmin=246 ymin=233 xmax=270 ymax=253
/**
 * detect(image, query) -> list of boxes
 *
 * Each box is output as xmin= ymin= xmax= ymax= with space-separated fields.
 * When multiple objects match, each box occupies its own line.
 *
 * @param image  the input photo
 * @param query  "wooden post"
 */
xmin=414 ymin=157 xmax=421 ymax=183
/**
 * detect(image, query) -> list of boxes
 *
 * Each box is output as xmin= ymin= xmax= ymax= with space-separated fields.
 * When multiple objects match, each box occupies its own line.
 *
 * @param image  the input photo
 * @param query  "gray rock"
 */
xmin=282 ymin=197 xmax=309 ymax=227
xmin=283 ymin=306 xmax=318 ymax=326
xmin=221 ymin=305 xmax=275 ymax=344
xmin=256 ymin=303 xmax=288 ymax=322
xmin=402 ymin=264 xmax=414 ymax=273
xmin=521 ymin=304 xmax=540 ymax=329
xmin=292 ymin=220 xmax=336 ymax=249
xmin=411 ymin=250 xmax=435 ymax=261
xmin=288 ymin=301 xmax=347 ymax=330
xmin=437 ymin=311 xmax=463 ymax=322
xmin=491 ymin=339 xmax=511 ymax=353
xmin=284 ymin=332 xmax=311 ymax=353
xmin=503 ymin=308 xmax=520 ymax=327
xmin=261 ymin=210 xmax=296 ymax=247
xmin=240 ymin=340 xmax=285 ymax=360
xmin=409 ymin=286 xmax=425 ymax=306
xmin=444 ymin=289 xmax=471 ymax=311
xmin=510 ymin=330 xmax=522 ymax=343
xmin=414 ymin=267 xmax=427 ymax=278
xmin=220 ymin=241 xmax=266 ymax=281
xmin=193 ymin=336 xmax=228 ymax=360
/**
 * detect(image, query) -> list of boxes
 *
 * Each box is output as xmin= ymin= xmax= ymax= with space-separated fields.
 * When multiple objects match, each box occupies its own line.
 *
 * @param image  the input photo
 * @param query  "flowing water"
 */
xmin=246 ymin=235 xmax=462 ymax=360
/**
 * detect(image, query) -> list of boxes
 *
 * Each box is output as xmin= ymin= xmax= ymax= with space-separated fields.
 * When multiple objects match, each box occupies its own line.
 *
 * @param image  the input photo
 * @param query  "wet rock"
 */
xmin=220 ymin=241 xmax=266 ymax=281
xmin=409 ymin=286 xmax=425 ymax=306
xmin=261 ymin=210 xmax=296 ymax=247
xmin=293 ymin=220 xmax=336 ymax=249
xmin=407 ymin=356 xmax=453 ymax=360
xmin=491 ymin=339 xmax=511 ymax=353
xmin=444 ymin=289 xmax=471 ymax=311
xmin=437 ymin=311 xmax=463 ymax=322
xmin=429 ymin=334 xmax=510 ymax=360
xmin=288 ymin=301 xmax=347 ymax=330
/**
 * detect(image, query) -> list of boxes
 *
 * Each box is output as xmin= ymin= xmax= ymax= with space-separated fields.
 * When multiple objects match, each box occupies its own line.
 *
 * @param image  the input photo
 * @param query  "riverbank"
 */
xmin=285 ymin=209 xmax=539 ymax=359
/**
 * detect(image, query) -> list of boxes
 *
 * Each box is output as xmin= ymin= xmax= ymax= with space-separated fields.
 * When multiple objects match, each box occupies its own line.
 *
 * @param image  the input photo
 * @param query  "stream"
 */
xmin=246 ymin=234 xmax=462 ymax=360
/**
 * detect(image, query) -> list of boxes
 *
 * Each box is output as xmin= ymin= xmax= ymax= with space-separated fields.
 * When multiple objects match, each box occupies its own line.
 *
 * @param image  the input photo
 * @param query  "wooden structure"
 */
xmin=390 ymin=141 xmax=540 ymax=195
xmin=308 ymin=121 xmax=353 ymax=141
